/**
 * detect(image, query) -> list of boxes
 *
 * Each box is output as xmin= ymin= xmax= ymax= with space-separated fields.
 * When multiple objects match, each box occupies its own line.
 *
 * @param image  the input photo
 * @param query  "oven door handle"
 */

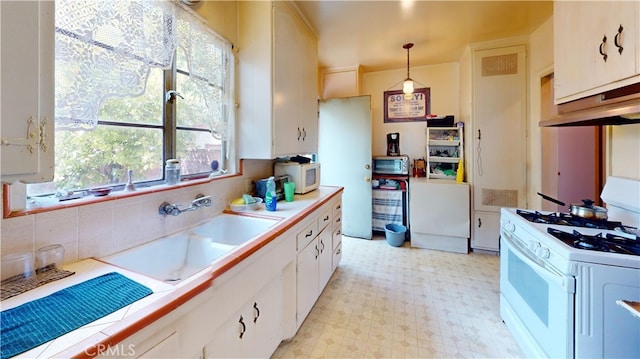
xmin=503 ymin=232 xmax=575 ymax=293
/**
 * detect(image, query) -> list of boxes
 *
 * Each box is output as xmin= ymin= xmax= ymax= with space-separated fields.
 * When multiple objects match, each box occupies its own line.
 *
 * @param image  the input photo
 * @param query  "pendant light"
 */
xmin=402 ymin=43 xmax=414 ymax=98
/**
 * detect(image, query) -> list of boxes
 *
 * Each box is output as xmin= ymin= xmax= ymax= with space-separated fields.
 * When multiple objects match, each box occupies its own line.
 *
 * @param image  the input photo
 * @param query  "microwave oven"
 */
xmin=274 ymin=162 xmax=320 ymax=194
xmin=372 ymin=155 xmax=409 ymax=175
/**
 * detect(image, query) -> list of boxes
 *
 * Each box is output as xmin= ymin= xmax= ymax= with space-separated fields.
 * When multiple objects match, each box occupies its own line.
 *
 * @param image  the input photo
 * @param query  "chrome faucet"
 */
xmin=159 ymin=194 xmax=212 ymax=216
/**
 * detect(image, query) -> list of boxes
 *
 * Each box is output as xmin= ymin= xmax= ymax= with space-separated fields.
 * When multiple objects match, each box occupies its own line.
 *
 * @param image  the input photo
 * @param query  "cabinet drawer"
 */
xmin=332 ymin=226 xmax=342 ymax=251
xmin=318 ymin=208 xmax=332 ymax=232
xmin=296 ymin=220 xmax=318 ymax=251
xmin=332 ymin=201 xmax=342 ymax=217
xmin=332 ymin=242 xmax=342 ymax=272
xmin=332 ymin=213 xmax=342 ymax=232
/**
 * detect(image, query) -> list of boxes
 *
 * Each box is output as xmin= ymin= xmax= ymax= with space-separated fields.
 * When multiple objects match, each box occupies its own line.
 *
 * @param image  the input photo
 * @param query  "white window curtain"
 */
xmin=55 ymin=0 xmax=233 ymax=139
xmin=175 ymin=8 xmax=234 ymax=140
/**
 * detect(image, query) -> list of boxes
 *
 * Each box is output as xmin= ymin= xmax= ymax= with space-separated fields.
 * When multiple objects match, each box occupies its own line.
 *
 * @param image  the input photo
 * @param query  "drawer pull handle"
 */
xmin=599 ymin=34 xmax=608 ymax=62
xmin=239 ymin=316 xmax=246 ymax=339
xmin=323 ymin=215 xmax=329 ymax=221
xmin=253 ymin=302 xmax=260 ymax=323
xmin=614 ymin=24 xmax=624 ymax=54
xmin=305 ymin=230 xmax=313 ymax=238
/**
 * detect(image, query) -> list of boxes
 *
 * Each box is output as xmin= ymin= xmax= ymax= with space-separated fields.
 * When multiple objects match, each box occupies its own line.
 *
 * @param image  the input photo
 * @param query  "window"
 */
xmin=28 ymin=0 xmax=234 ymax=197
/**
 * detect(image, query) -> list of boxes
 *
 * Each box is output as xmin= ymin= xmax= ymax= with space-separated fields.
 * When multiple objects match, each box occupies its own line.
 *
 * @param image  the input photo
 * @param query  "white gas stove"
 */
xmin=499 ymin=177 xmax=640 ymax=358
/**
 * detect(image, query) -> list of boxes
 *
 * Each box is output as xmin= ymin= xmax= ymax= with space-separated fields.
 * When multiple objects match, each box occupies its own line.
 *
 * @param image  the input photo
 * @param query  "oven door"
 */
xmin=500 ymin=230 xmax=575 ymax=358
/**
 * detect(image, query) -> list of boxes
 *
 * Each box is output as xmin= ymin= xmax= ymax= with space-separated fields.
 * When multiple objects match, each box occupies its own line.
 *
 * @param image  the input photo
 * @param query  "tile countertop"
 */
xmin=4 ymin=185 xmax=343 ymax=359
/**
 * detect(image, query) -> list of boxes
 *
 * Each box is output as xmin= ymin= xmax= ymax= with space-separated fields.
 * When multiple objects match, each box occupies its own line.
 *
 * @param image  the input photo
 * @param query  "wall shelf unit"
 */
xmin=425 ymin=127 xmax=463 ymax=180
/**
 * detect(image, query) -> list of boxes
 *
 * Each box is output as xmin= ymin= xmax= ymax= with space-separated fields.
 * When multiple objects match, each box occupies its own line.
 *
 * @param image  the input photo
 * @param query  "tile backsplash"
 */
xmin=0 ymin=160 xmax=274 ymax=265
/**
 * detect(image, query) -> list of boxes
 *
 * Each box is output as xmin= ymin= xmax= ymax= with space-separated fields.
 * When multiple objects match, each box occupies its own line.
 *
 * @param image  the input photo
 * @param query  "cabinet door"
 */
xmin=296 ymin=18 xmax=319 ymax=155
xmin=205 ymin=275 xmax=283 ymax=359
xmin=317 ymin=227 xmax=333 ymax=292
xmin=296 ymin=237 xmax=319 ymax=327
xmin=1 ymin=1 xmax=54 ymax=183
xmin=554 ymin=1 xmax=639 ymax=103
xmin=245 ymin=274 xmax=283 ymax=358
xmin=471 ymin=211 xmax=501 ymax=251
xmin=137 ymin=331 xmax=180 ymax=358
xmin=273 ymin=1 xmax=318 ymax=157
xmin=273 ymin=1 xmax=301 ymax=156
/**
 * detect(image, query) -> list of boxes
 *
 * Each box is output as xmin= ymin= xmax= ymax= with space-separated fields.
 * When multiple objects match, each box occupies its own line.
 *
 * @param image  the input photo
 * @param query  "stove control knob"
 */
xmin=505 ymin=222 xmax=516 ymax=233
xmin=538 ymin=247 xmax=551 ymax=259
xmin=529 ymin=241 xmax=540 ymax=251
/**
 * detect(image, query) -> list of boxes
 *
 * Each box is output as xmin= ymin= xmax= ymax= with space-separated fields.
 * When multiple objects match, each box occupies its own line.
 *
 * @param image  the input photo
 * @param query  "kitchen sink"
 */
xmin=102 ymin=213 xmax=279 ymax=283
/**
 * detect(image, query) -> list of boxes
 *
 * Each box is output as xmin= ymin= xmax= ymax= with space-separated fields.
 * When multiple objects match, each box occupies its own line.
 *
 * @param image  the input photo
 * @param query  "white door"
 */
xmin=318 ymin=96 xmax=372 ymax=239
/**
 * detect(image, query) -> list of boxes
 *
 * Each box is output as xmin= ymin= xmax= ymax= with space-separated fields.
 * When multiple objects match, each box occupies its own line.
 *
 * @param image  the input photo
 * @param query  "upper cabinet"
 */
xmin=237 ymin=1 xmax=318 ymax=159
xmin=1 ymin=1 xmax=55 ymax=183
xmin=554 ymin=1 xmax=639 ymax=104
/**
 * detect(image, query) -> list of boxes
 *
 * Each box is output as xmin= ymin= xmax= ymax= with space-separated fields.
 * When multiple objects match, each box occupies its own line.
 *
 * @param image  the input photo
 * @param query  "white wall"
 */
xmin=609 ymin=124 xmax=640 ymax=179
xmin=527 ymin=17 xmax=554 ymax=209
xmin=362 ymin=63 xmax=460 ymax=162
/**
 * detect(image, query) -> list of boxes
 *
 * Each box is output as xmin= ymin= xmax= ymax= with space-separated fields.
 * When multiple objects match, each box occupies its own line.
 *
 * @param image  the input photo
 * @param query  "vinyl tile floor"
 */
xmin=272 ymin=235 xmax=523 ymax=359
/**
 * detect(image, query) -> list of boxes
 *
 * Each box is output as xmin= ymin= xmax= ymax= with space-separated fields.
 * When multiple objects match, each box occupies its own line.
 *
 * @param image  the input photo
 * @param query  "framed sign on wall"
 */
xmin=383 ymin=87 xmax=430 ymax=123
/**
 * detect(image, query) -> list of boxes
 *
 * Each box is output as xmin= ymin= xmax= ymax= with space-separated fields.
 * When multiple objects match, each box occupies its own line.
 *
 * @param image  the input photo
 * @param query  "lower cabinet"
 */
xmin=296 ymin=227 xmax=332 ymax=326
xmin=471 ymin=211 xmax=501 ymax=252
xmin=204 ymin=274 xmax=283 ymax=358
xmin=295 ymin=196 xmax=341 ymax=330
xmin=136 ymin=331 xmax=180 ymax=358
xmin=100 ymin=192 xmax=342 ymax=359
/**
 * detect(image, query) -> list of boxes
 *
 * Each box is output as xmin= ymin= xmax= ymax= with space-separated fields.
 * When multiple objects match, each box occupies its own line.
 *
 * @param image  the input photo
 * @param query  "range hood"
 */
xmin=540 ymin=82 xmax=640 ymax=127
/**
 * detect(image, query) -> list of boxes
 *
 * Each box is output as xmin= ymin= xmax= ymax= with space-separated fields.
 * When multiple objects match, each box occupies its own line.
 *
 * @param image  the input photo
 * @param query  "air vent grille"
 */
xmin=481 ymin=53 xmax=518 ymax=77
xmin=481 ymin=188 xmax=518 ymax=207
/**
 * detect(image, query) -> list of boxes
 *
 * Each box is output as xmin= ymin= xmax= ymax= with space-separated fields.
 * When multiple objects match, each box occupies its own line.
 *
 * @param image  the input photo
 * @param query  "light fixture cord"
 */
xmin=406 ymin=47 xmax=411 ymax=79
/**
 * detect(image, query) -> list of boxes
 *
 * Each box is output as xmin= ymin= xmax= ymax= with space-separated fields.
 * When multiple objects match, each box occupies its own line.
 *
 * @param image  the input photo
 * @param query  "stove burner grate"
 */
xmin=517 ymin=209 xmax=623 ymax=230
xmin=547 ymin=228 xmax=640 ymax=255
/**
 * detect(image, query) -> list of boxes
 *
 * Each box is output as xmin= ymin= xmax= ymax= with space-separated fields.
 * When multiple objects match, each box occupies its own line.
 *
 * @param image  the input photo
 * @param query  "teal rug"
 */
xmin=0 ymin=272 xmax=152 ymax=359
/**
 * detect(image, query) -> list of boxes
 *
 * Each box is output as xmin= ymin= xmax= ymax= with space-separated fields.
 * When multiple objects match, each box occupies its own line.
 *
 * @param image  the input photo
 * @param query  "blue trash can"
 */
xmin=384 ymin=223 xmax=406 ymax=247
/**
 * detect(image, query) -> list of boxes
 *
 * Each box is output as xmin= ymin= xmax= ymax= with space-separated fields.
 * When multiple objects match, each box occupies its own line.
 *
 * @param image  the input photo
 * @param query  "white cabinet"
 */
xmin=0 ymin=1 xmax=55 ymax=183
xmin=296 ymin=225 xmax=332 ymax=328
xmin=409 ymin=179 xmax=470 ymax=254
xmin=554 ymin=1 xmax=640 ymax=103
xmin=237 ymin=1 xmax=318 ymax=159
xmin=321 ymin=66 xmax=362 ymax=99
xmin=204 ymin=274 xmax=283 ymax=359
xmin=295 ymin=196 xmax=341 ymax=330
xmin=425 ymin=127 xmax=464 ymax=180
xmin=471 ymin=211 xmax=501 ymax=252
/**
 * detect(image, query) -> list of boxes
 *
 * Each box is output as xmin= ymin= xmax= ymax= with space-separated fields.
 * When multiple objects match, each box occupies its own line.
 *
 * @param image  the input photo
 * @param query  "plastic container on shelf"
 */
xmin=165 ymin=159 xmax=181 ymax=185
xmin=384 ymin=223 xmax=406 ymax=247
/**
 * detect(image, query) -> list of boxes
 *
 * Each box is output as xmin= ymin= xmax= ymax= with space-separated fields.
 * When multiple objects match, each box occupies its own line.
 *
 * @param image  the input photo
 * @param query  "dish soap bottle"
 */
xmin=265 ymin=176 xmax=277 ymax=211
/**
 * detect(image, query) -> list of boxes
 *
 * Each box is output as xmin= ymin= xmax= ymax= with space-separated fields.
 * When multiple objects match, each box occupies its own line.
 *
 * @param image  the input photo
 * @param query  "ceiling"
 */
xmin=294 ymin=1 xmax=553 ymax=72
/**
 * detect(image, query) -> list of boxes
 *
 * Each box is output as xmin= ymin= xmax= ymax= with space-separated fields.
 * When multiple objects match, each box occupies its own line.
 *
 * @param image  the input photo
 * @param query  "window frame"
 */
xmin=25 ymin=1 xmax=235 ymax=198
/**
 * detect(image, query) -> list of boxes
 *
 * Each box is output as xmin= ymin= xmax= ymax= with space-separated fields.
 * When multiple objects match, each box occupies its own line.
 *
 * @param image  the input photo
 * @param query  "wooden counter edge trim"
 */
xmin=59 ymin=186 xmax=344 ymax=358
xmin=616 ymin=300 xmax=640 ymax=319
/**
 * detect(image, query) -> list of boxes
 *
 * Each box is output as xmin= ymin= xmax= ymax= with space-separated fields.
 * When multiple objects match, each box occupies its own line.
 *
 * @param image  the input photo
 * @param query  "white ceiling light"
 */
xmin=402 ymin=43 xmax=414 ymax=98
